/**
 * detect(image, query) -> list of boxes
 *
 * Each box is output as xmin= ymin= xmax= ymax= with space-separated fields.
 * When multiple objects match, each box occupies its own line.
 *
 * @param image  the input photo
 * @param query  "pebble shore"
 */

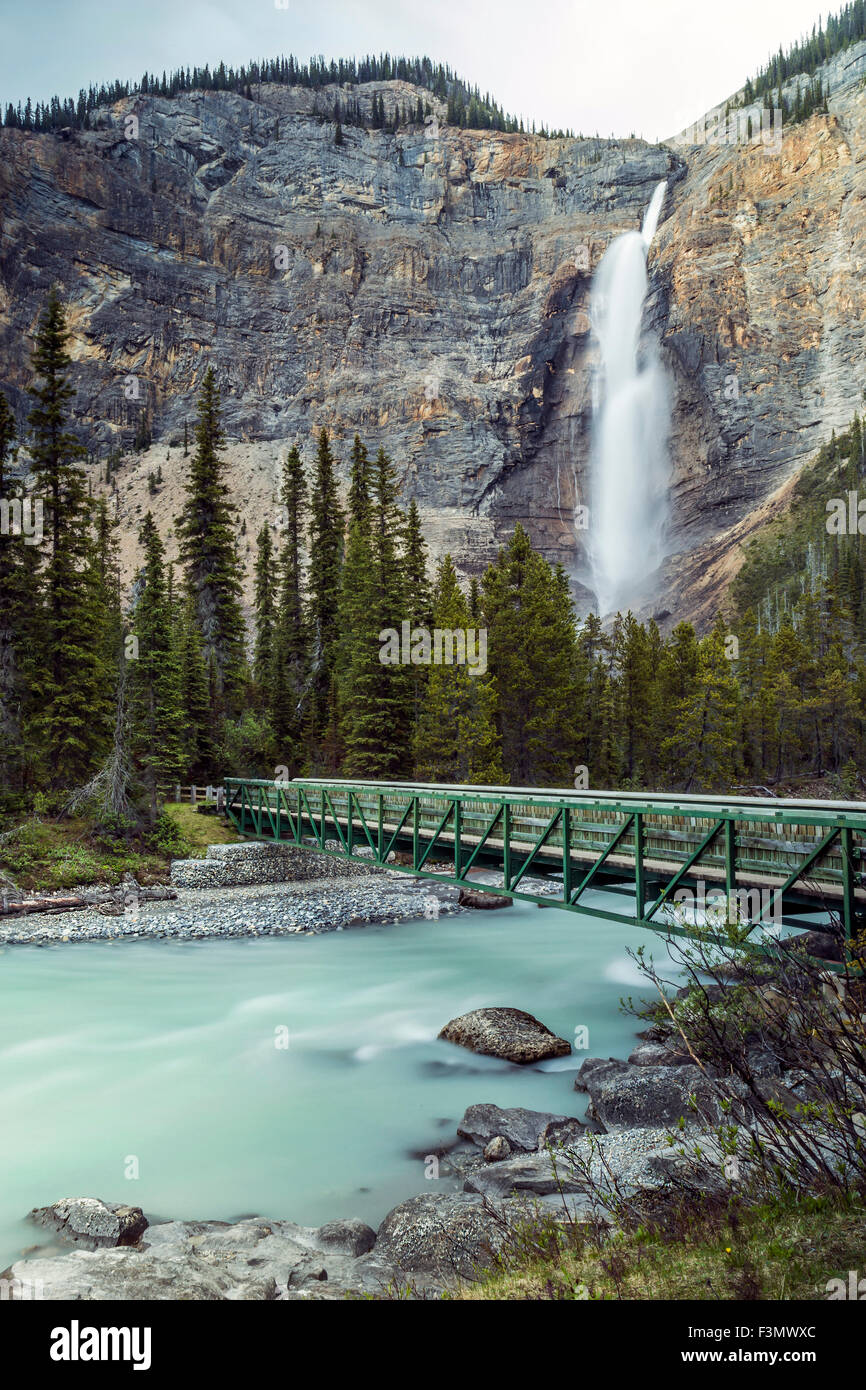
xmin=0 ymin=873 xmax=467 ymax=946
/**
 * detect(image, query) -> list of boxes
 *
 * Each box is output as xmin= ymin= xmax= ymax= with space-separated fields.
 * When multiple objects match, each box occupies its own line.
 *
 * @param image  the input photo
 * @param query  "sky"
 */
xmin=0 ymin=0 xmax=839 ymax=139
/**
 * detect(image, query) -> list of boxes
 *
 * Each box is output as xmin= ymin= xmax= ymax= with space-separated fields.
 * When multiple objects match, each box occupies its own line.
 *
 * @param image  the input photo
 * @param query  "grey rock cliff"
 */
xmin=1 ymin=47 xmax=865 ymax=625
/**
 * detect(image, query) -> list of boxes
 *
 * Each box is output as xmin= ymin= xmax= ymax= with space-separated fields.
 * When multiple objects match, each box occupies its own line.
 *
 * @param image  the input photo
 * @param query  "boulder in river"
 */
xmin=29 ymin=1198 xmax=148 ymax=1250
xmin=458 ymin=1102 xmax=584 ymax=1152
xmin=457 ymin=888 xmax=512 ymax=910
xmin=438 ymin=1008 xmax=571 ymax=1064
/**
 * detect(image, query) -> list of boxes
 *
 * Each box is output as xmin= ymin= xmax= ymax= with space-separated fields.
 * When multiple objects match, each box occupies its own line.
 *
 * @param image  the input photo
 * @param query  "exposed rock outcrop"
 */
xmin=4 ymin=1212 xmax=423 ymax=1301
xmin=5 ymin=47 xmax=863 ymax=626
xmin=457 ymin=1101 xmax=584 ymax=1151
xmin=29 ymin=1197 xmax=148 ymax=1250
xmin=439 ymin=1007 xmax=572 ymax=1063
xmin=375 ymin=1193 xmax=518 ymax=1277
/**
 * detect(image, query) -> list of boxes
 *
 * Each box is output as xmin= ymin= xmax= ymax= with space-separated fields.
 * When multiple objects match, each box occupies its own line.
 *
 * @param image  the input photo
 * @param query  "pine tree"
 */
xmin=337 ymin=444 xmax=412 ymax=776
xmin=253 ymin=523 xmax=276 ymax=690
xmin=0 ymin=392 xmax=30 ymax=793
xmin=129 ymin=514 xmax=186 ymax=819
xmin=26 ymin=290 xmax=114 ymax=785
xmin=661 ymin=624 xmax=740 ymax=790
xmin=403 ymin=498 xmax=431 ymax=628
xmin=272 ymin=445 xmax=308 ymax=771
xmin=177 ymin=588 xmax=215 ymax=780
xmin=92 ymin=497 xmax=123 ymax=671
xmin=336 ymin=510 xmax=378 ymax=776
xmin=402 ymin=497 xmax=432 ymax=734
xmin=413 ymin=555 xmax=502 ymax=782
xmin=347 ymin=434 xmax=371 ymax=532
xmin=177 ymin=367 xmax=247 ymax=722
xmin=481 ymin=525 xmax=579 ymax=785
xmin=304 ymin=428 xmax=344 ymax=769
xmin=612 ymin=612 xmax=656 ymax=785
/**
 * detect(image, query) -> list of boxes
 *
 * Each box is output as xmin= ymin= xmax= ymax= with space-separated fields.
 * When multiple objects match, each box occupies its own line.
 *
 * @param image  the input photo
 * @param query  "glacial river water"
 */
xmin=0 ymin=897 xmax=680 ymax=1271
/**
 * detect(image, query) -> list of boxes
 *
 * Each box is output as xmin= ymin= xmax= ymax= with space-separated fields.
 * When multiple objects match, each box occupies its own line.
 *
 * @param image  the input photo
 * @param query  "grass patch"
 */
xmin=163 ymin=802 xmax=243 ymax=854
xmin=452 ymin=1191 xmax=866 ymax=1301
xmin=0 ymin=803 xmax=242 ymax=892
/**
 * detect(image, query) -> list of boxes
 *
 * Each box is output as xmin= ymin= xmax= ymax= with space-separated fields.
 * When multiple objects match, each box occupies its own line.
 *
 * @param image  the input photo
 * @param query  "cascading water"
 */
xmin=589 ymin=180 xmax=671 ymax=617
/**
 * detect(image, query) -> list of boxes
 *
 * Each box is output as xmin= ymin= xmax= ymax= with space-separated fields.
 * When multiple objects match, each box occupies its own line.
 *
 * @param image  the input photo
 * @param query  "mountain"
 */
xmin=1 ymin=40 xmax=865 ymax=626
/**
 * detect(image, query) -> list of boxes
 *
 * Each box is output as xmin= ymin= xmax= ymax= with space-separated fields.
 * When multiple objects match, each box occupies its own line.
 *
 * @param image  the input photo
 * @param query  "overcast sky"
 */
xmin=0 ymin=0 xmax=837 ymax=138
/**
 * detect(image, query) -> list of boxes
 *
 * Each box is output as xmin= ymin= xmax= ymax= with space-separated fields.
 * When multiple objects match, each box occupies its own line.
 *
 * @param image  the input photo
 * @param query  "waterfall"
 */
xmin=588 ymin=180 xmax=671 ymax=617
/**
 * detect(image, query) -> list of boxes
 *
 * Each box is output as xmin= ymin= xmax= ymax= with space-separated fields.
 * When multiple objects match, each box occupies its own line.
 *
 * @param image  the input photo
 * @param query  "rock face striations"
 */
xmin=1 ymin=47 xmax=865 ymax=624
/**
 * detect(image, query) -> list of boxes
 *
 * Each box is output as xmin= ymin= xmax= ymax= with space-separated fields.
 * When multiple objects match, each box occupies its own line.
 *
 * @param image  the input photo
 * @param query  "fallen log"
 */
xmin=0 ymin=896 xmax=89 ymax=917
xmin=1 ymin=886 xmax=176 ymax=917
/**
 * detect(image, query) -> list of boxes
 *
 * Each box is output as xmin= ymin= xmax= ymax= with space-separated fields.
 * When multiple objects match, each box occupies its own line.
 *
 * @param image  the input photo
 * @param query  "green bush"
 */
xmin=147 ymin=811 xmax=191 ymax=857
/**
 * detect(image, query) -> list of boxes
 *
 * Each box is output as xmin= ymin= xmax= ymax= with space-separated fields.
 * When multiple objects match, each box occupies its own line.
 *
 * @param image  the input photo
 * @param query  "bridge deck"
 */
xmin=223 ymin=777 xmax=866 ymax=957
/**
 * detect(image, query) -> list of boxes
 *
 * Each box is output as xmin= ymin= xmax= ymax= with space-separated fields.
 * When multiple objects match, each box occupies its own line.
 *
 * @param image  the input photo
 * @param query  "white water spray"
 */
xmin=589 ymin=180 xmax=671 ymax=616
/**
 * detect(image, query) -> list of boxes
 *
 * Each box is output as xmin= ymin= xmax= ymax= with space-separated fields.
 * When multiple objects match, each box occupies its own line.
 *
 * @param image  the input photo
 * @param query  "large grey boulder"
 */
xmin=313 ymin=1218 xmax=377 ymax=1257
xmin=578 ymin=1062 xmax=722 ymax=1130
xmin=439 ymin=1008 xmax=571 ymax=1064
xmin=463 ymin=1153 xmax=588 ymax=1200
xmin=457 ymin=1102 xmax=584 ymax=1152
xmin=376 ymin=1193 xmax=519 ymax=1277
xmin=29 ymin=1198 xmax=148 ymax=1250
xmin=574 ymin=1057 xmax=631 ymax=1090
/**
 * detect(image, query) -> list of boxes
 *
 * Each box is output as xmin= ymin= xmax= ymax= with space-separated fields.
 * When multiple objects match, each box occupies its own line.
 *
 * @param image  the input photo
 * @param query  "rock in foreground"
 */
xmin=439 ymin=1008 xmax=571 ymax=1064
xmin=576 ymin=1060 xmax=724 ymax=1130
xmin=29 ymin=1198 xmax=148 ymax=1250
xmin=458 ymin=1102 xmax=584 ymax=1152
xmin=376 ymin=1193 xmax=519 ymax=1277
xmin=4 ymin=1211 xmax=417 ymax=1301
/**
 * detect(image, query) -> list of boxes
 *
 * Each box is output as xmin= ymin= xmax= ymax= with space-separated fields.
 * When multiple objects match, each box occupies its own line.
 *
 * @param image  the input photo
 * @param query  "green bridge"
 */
xmin=223 ymin=777 xmax=866 ymax=959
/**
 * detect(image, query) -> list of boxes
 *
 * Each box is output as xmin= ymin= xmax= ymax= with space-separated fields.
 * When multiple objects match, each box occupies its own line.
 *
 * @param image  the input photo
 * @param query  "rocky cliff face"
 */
xmin=1 ymin=51 xmax=865 ymax=626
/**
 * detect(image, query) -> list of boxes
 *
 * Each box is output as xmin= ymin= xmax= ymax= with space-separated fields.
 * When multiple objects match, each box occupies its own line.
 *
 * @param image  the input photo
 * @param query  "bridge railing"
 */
xmin=222 ymin=777 xmax=866 ymax=951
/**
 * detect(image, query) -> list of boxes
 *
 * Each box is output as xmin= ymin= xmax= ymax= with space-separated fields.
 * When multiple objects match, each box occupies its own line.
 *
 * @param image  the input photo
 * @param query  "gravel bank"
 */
xmin=0 ymin=873 xmax=466 ymax=946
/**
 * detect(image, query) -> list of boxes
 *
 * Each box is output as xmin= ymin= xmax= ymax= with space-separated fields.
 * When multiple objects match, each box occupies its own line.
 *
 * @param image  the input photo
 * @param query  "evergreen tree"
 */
xmin=338 ymin=445 xmax=412 ymax=776
xmin=611 ymin=612 xmax=656 ymax=785
xmin=129 ymin=514 xmax=186 ymax=819
xmin=272 ymin=445 xmax=308 ymax=771
xmin=177 ymin=367 xmax=247 ymax=722
xmin=304 ymin=428 xmax=344 ymax=769
xmin=403 ymin=498 xmax=431 ymax=628
xmin=402 ymin=497 xmax=432 ymax=732
xmin=481 ymin=525 xmax=579 ymax=785
xmin=177 ymin=588 xmax=215 ymax=780
xmin=26 ymin=290 xmax=114 ymax=785
xmin=0 ymin=392 xmax=30 ymax=793
xmin=253 ymin=523 xmax=276 ymax=690
xmin=413 ymin=555 xmax=502 ymax=782
xmin=661 ymin=624 xmax=740 ymax=790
